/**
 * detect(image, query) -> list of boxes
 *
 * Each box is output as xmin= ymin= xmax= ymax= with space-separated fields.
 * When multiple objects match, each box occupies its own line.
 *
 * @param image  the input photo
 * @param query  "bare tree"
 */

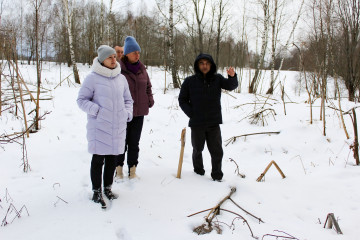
xmin=192 ymin=0 xmax=207 ymax=53
xmin=274 ymin=0 xmax=304 ymax=78
xmin=106 ymin=0 xmax=114 ymax=45
xmin=62 ymin=0 xmax=80 ymax=84
xmin=156 ymin=0 xmax=182 ymax=89
xmin=168 ymin=0 xmax=180 ymax=88
xmin=266 ymin=0 xmax=286 ymax=94
xmin=294 ymin=43 xmax=314 ymax=124
xmin=214 ymin=0 xmax=230 ymax=67
xmin=31 ymin=0 xmax=44 ymax=130
xmin=0 ymin=0 xmax=4 ymax=116
xmin=99 ymin=0 xmax=105 ymax=43
xmin=336 ymin=0 xmax=360 ymax=101
xmin=249 ymin=0 xmax=270 ymax=94
xmin=325 ymin=0 xmax=350 ymax=138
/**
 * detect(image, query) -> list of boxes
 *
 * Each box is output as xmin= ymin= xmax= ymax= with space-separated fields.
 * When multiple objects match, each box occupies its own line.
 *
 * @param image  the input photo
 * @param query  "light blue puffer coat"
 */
xmin=77 ymin=58 xmax=133 ymax=155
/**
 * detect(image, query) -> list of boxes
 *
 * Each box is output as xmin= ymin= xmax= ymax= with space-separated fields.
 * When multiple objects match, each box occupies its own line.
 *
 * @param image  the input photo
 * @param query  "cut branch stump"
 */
xmin=256 ymin=160 xmax=286 ymax=182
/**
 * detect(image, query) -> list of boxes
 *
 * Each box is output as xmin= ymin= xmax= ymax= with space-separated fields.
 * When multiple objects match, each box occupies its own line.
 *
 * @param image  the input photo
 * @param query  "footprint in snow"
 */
xmin=116 ymin=228 xmax=133 ymax=240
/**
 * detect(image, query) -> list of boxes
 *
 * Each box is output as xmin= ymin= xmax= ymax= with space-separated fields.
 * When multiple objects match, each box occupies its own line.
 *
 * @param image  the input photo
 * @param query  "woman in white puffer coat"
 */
xmin=77 ymin=45 xmax=133 ymax=208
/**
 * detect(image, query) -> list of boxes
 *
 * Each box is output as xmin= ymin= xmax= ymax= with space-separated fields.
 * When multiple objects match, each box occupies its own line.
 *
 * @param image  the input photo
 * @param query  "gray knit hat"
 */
xmin=123 ymin=36 xmax=141 ymax=55
xmin=97 ymin=45 xmax=116 ymax=63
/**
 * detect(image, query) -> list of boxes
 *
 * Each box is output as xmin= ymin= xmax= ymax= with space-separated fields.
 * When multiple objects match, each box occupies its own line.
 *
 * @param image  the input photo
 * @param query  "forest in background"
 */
xmin=1 ymin=0 xmax=360 ymax=98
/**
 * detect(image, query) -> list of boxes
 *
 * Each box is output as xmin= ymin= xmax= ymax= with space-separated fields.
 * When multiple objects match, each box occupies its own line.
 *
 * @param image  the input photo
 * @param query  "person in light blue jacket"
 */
xmin=77 ymin=45 xmax=133 ymax=208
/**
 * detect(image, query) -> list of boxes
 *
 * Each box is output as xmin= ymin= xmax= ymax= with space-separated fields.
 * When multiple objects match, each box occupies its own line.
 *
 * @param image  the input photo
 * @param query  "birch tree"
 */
xmin=62 ymin=0 xmax=80 ymax=84
xmin=266 ymin=0 xmax=286 ymax=94
xmin=249 ymin=0 xmax=269 ymax=94
xmin=168 ymin=0 xmax=180 ymax=88
xmin=156 ymin=0 xmax=181 ymax=89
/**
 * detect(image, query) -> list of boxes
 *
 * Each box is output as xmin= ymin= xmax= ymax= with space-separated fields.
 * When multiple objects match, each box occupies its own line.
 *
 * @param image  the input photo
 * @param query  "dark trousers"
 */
xmin=116 ymin=116 xmax=144 ymax=170
xmin=191 ymin=125 xmax=224 ymax=180
xmin=90 ymin=154 xmax=116 ymax=191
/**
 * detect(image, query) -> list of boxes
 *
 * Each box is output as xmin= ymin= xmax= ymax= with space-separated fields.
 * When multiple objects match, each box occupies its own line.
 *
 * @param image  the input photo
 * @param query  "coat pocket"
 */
xmin=117 ymin=108 xmax=128 ymax=125
xmin=97 ymin=107 xmax=112 ymax=123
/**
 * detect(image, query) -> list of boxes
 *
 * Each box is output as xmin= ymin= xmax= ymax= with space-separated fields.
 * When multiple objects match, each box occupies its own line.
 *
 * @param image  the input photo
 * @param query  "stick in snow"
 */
xmin=176 ymin=128 xmax=186 ymax=179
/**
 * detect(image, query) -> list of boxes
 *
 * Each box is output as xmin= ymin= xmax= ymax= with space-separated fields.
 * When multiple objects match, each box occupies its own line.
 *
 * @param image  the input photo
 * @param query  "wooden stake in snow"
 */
xmin=324 ymin=213 xmax=343 ymax=234
xmin=176 ymin=128 xmax=186 ymax=179
xmin=256 ymin=160 xmax=286 ymax=182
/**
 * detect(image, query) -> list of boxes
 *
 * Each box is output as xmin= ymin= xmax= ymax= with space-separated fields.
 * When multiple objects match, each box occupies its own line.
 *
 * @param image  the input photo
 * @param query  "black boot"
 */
xmin=104 ymin=186 xmax=118 ymax=200
xmin=92 ymin=189 xmax=106 ymax=209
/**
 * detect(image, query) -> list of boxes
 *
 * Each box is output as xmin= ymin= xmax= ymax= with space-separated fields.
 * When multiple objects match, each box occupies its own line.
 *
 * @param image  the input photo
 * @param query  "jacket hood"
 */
xmin=92 ymin=57 xmax=121 ymax=78
xmin=194 ymin=53 xmax=217 ymax=75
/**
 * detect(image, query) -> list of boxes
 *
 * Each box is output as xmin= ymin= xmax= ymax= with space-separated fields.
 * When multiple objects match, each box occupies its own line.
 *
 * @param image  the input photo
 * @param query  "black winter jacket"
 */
xmin=178 ymin=53 xmax=238 ymax=127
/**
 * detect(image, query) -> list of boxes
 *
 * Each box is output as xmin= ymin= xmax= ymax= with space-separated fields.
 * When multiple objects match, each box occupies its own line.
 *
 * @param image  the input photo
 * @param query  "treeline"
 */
xmin=1 ymin=0 xmax=360 ymax=100
xmin=278 ymin=0 xmax=360 ymax=101
xmin=2 ymin=0 xmax=249 ymax=74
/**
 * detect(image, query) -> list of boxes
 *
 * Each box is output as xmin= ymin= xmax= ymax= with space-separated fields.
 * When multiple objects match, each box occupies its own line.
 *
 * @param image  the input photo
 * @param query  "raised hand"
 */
xmin=226 ymin=67 xmax=235 ymax=77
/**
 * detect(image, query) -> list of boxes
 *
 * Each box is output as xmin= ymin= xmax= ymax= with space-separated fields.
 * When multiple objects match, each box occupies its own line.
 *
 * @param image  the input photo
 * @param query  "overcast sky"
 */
xmin=110 ymin=0 xmax=157 ymax=15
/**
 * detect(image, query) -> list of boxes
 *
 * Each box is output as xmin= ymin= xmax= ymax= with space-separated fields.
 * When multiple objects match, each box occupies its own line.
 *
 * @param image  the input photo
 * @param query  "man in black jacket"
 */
xmin=178 ymin=53 xmax=238 ymax=181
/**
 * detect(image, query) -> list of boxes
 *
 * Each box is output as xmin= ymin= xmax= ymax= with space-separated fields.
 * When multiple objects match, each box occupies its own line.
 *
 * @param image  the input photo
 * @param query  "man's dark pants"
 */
xmin=116 ymin=116 xmax=144 ymax=171
xmin=191 ymin=125 xmax=224 ymax=180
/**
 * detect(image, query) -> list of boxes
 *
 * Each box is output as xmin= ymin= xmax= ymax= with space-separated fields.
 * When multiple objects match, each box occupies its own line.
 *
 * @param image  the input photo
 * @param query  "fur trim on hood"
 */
xmin=92 ymin=57 xmax=121 ymax=78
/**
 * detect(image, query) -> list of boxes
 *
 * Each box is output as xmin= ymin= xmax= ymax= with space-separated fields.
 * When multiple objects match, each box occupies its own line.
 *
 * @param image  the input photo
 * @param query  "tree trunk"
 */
xmin=249 ymin=0 xmax=269 ymax=94
xmin=347 ymin=82 xmax=355 ymax=102
xmin=274 ymin=0 xmax=304 ymax=79
xmin=215 ymin=0 xmax=223 ymax=66
xmin=352 ymin=108 xmax=359 ymax=165
xmin=35 ymin=0 xmax=41 ymax=130
xmin=192 ymin=0 xmax=207 ymax=53
xmin=337 ymin=0 xmax=360 ymax=102
xmin=266 ymin=0 xmax=278 ymax=95
xmin=62 ymin=0 xmax=80 ymax=84
xmin=321 ymin=76 xmax=326 ymax=136
xmin=0 ymin=62 xmax=2 ymax=116
xmin=168 ymin=0 xmax=180 ymax=88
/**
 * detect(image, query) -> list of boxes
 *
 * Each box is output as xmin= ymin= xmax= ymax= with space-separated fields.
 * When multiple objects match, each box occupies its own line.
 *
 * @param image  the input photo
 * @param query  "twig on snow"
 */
xmin=225 ymin=131 xmax=280 ymax=146
xmin=229 ymin=158 xmax=246 ymax=178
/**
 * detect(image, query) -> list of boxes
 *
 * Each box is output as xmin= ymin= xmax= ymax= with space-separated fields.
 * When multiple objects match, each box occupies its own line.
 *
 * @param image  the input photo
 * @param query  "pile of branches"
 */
xmin=188 ymin=187 xmax=263 ymax=238
xmin=235 ymin=95 xmax=278 ymax=126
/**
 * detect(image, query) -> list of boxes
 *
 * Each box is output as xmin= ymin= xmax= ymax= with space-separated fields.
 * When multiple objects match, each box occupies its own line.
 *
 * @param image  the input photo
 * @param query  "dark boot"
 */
xmin=194 ymin=168 xmax=205 ymax=176
xmin=104 ymin=186 xmax=118 ymax=200
xmin=92 ymin=189 xmax=106 ymax=208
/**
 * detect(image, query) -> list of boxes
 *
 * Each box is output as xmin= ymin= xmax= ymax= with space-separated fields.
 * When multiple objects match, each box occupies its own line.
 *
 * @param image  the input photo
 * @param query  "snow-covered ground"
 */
xmin=1 ymin=62 xmax=359 ymax=240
